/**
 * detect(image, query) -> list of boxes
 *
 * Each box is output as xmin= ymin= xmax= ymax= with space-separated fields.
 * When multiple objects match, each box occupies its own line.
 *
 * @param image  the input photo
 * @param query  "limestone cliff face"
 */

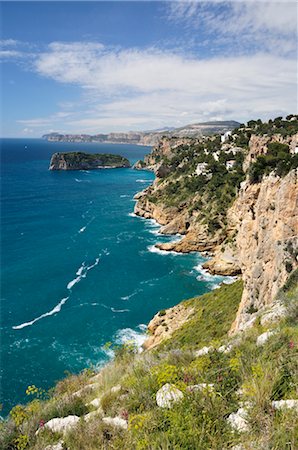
xmin=244 ymin=133 xmax=298 ymax=171
xmin=229 ymin=169 xmax=298 ymax=332
xmin=143 ymin=303 xmax=194 ymax=350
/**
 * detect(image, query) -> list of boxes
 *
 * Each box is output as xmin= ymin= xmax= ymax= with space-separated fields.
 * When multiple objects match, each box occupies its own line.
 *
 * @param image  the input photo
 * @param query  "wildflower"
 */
xmin=120 ymin=409 xmax=129 ymax=421
xmin=289 ymin=340 xmax=295 ymax=349
xmin=39 ymin=419 xmax=45 ymax=428
xmin=183 ymin=373 xmax=195 ymax=384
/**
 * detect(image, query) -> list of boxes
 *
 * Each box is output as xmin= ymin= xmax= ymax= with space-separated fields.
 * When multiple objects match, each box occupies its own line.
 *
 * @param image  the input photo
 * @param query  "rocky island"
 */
xmin=49 ymin=152 xmax=131 ymax=171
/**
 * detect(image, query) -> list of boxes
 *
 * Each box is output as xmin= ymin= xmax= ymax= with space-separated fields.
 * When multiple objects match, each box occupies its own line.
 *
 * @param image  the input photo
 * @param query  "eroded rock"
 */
xmin=156 ymin=383 xmax=184 ymax=408
xmin=102 ymin=416 xmax=128 ymax=429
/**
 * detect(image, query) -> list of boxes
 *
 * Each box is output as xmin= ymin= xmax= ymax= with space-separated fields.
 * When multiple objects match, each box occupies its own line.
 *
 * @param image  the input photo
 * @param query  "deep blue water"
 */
xmin=0 ymin=138 xmax=227 ymax=416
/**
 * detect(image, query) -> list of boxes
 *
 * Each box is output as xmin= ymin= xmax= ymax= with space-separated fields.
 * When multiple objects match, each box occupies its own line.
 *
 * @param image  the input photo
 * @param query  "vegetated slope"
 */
xmin=134 ymin=115 xmax=298 ymax=332
xmin=1 ymin=274 xmax=297 ymax=449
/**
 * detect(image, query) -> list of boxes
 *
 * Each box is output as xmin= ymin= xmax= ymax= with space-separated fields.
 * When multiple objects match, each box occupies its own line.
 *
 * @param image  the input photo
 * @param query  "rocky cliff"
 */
xmin=229 ymin=168 xmax=298 ymax=332
xmin=134 ymin=117 xmax=298 ymax=333
xmin=49 ymin=152 xmax=130 ymax=171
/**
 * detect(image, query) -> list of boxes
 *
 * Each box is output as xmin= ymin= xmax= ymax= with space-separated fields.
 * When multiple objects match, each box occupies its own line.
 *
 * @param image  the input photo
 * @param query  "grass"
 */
xmin=159 ymin=280 xmax=243 ymax=350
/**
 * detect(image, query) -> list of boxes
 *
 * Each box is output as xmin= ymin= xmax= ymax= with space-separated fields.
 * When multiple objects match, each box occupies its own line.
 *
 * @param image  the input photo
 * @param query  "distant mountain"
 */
xmin=42 ymin=120 xmax=240 ymax=146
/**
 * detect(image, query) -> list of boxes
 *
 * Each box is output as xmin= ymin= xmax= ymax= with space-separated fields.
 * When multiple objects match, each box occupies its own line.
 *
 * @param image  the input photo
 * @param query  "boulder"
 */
xmin=156 ymin=383 xmax=183 ymax=408
xmin=195 ymin=346 xmax=213 ymax=356
xmin=272 ymin=400 xmax=298 ymax=411
xmin=84 ymin=409 xmax=103 ymax=422
xmin=42 ymin=415 xmax=79 ymax=435
xmin=102 ymin=416 xmax=128 ymax=429
xmin=256 ymin=330 xmax=276 ymax=346
xmin=227 ymin=408 xmax=249 ymax=432
xmin=111 ymin=385 xmax=122 ymax=394
xmin=44 ymin=441 xmax=64 ymax=450
xmin=88 ymin=397 xmax=102 ymax=408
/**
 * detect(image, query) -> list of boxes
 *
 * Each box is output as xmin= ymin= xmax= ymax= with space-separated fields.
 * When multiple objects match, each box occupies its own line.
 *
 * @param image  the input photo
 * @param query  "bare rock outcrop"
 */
xmin=230 ymin=169 xmax=298 ymax=333
xmin=244 ymin=133 xmax=298 ymax=171
xmin=143 ymin=303 xmax=194 ymax=350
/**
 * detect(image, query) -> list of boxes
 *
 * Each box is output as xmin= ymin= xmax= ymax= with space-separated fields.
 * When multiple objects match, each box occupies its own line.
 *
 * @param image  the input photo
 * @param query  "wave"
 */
xmin=87 ymin=257 xmax=100 ymax=271
xmin=120 ymin=194 xmax=129 ymax=198
xmin=111 ymin=307 xmax=130 ymax=313
xmin=121 ymin=288 xmax=142 ymax=301
xmin=67 ymin=257 xmax=100 ymax=290
xmin=147 ymin=244 xmax=184 ymax=256
xmin=115 ymin=325 xmax=147 ymax=351
xmin=78 ymin=216 xmax=95 ymax=234
xmin=136 ymin=179 xmax=150 ymax=183
xmin=144 ymin=218 xmax=161 ymax=228
xmin=148 ymin=229 xmax=161 ymax=236
xmin=12 ymin=297 xmax=69 ymax=330
xmin=101 ymin=303 xmax=129 ymax=313
xmin=194 ymin=263 xmax=236 ymax=290
xmin=75 ymin=178 xmax=90 ymax=183
xmin=128 ymin=212 xmax=137 ymax=218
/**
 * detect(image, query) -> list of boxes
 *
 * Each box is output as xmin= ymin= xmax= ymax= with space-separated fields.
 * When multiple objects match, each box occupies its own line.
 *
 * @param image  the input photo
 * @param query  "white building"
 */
xmin=226 ymin=160 xmax=236 ymax=170
xmin=221 ymin=131 xmax=232 ymax=143
xmin=195 ymin=162 xmax=209 ymax=176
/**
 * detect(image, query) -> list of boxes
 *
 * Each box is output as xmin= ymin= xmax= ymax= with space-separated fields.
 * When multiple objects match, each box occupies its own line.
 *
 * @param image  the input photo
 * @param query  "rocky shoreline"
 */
xmin=133 ymin=187 xmax=240 ymax=276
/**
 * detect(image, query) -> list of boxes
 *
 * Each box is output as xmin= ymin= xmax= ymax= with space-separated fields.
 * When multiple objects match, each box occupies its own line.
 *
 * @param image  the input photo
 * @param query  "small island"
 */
xmin=49 ymin=151 xmax=131 ymax=171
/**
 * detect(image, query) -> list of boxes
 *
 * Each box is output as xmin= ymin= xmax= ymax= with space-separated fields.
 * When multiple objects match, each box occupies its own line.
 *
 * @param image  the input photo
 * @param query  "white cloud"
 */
xmin=29 ymin=41 xmax=297 ymax=132
xmin=0 ymin=39 xmax=20 ymax=47
xmin=0 ymin=50 xmax=23 ymax=59
xmin=166 ymin=1 xmax=297 ymax=56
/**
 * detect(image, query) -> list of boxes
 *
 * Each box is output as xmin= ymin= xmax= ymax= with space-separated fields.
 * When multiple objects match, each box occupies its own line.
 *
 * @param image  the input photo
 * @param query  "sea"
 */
xmin=0 ymin=138 xmax=230 ymax=416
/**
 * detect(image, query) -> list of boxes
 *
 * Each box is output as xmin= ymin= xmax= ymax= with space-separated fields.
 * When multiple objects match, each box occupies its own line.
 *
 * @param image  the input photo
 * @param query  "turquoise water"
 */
xmin=0 ymin=139 xmax=226 ymax=415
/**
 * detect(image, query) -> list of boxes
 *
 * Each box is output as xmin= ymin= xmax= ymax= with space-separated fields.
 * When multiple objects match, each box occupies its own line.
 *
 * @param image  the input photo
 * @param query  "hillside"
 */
xmin=0 ymin=273 xmax=297 ymax=449
xmin=42 ymin=120 xmax=240 ymax=146
xmin=134 ymin=115 xmax=298 ymax=333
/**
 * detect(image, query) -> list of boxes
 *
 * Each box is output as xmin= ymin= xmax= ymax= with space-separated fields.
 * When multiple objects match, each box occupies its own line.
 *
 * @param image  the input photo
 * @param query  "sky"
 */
xmin=1 ymin=1 xmax=297 ymax=137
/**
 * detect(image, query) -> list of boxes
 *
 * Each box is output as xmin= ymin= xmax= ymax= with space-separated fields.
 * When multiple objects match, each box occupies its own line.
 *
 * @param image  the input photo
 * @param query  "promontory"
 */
xmin=49 ymin=152 xmax=131 ymax=171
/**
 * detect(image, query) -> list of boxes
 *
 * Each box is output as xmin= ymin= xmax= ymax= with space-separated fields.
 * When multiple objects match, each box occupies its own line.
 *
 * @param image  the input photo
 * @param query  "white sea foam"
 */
xmin=136 ymin=179 xmax=150 ymax=183
xmin=128 ymin=212 xmax=137 ymax=218
xmin=75 ymin=178 xmax=90 ymax=183
xmin=147 ymin=244 xmax=183 ymax=256
xmin=101 ymin=303 xmax=129 ymax=313
xmin=67 ymin=274 xmax=85 ymax=290
xmin=67 ymin=257 xmax=100 ymax=290
xmin=86 ymin=257 xmax=100 ymax=271
xmin=194 ymin=263 xmax=235 ymax=290
xmin=149 ymin=229 xmax=161 ymax=236
xmin=115 ymin=326 xmax=147 ymax=352
xmin=120 ymin=194 xmax=129 ymax=198
xmin=79 ymin=226 xmax=86 ymax=233
xmin=12 ymin=297 xmax=69 ymax=330
xmin=121 ymin=288 xmax=142 ymax=301
xmin=142 ymin=217 xmax=161 ymax=229
xmin=111 ymin=307 xmax=130 ymax=313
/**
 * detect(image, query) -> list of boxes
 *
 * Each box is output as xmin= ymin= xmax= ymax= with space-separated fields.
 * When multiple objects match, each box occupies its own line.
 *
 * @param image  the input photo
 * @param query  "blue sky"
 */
xmin=1 ymin=1 xmax=297 ymax=137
